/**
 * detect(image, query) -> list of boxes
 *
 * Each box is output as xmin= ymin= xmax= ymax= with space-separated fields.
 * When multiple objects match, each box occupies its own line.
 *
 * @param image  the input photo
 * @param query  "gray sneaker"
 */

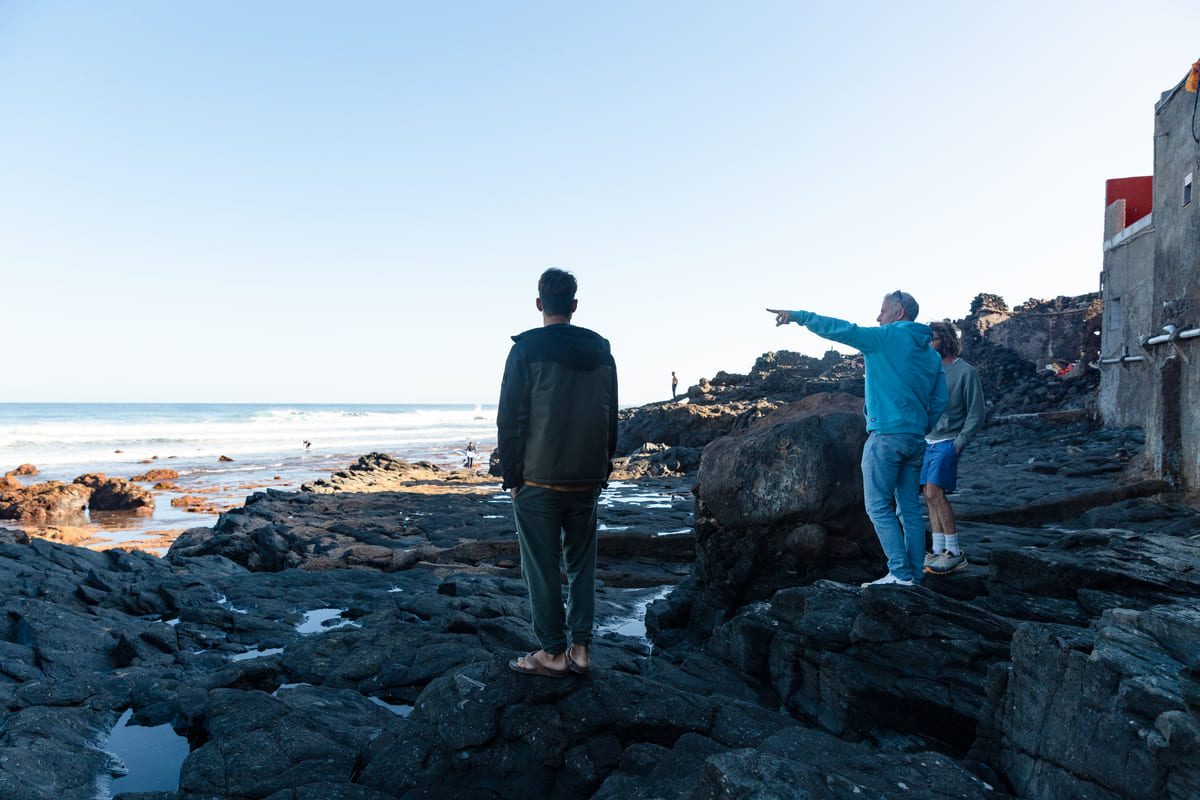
xmin=923 ymin=551 xmax=938 ymax=570
xmin=926 ymin=550 xmax=968 ymax=575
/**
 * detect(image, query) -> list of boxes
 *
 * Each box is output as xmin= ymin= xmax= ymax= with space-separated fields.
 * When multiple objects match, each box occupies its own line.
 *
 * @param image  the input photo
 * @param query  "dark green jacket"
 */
xmin=497 ymin=324 xmax=618 ymax=490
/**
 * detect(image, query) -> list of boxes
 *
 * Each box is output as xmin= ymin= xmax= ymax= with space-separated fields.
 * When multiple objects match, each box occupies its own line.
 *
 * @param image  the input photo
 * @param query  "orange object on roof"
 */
xmin=1187 ymin=59 xmax=1199 ymax=92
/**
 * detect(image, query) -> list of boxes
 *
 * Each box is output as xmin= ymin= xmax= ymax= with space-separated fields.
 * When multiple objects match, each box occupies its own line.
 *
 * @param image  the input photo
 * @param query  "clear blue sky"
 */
xmin=3 ymin=1 xmax=1197 ymax=405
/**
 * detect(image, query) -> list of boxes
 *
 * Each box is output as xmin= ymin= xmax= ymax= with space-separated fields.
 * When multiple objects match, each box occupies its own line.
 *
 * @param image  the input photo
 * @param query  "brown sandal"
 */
xmin=508 ymin=650 xmax=570 ymax=678
xmin=567 ymin=645 xmax=590 ymax=676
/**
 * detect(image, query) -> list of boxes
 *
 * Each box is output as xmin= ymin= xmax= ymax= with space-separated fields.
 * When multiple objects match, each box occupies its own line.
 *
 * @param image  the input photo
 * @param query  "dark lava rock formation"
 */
xmin=0 ymin=290 xmax=1197 ymax=799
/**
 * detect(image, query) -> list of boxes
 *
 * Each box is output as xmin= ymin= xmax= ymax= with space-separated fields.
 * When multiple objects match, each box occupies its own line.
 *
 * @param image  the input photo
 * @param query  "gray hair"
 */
xmin=888 ymin=290 xmax=920 ymax=321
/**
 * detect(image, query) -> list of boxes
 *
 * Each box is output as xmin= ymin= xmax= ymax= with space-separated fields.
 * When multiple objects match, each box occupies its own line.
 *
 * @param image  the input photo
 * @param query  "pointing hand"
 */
xmin=766 ymin=308 xmax=791 ymax=327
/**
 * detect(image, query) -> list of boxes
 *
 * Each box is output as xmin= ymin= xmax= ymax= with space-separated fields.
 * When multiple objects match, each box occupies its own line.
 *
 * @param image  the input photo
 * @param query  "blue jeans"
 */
xmin=861 ymin=433 xmax=926 ymax=582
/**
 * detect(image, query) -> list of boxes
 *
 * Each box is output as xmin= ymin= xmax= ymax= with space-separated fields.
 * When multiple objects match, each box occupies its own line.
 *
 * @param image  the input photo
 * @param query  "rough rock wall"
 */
xmin=960 ymin=292 xmax=1102 ymax=372
xmin=958 ymin=293 xmax=1102 ymax=417
xmin=657 ymin=393 xmax=875 ymax=635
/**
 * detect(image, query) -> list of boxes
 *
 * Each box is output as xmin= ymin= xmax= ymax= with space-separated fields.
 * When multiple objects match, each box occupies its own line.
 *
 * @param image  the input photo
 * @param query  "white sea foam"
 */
xmin=0 ymin=402 xmax=499 ymax=546
xmin=0 ymin=403 xmax=497 ymax=478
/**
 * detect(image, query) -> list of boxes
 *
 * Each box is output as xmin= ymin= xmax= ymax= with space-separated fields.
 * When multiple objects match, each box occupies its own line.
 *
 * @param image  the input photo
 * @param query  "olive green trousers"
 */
xmin=511 ymin=484 xmax=600 ymax=654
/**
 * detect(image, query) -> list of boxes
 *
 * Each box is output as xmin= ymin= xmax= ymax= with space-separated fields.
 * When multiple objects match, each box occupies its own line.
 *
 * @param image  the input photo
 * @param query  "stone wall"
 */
xmin=1098 ymin=209 xmax=1156 ymax=429
xmin=1098 ymin=72 xmax=1200 ymax=489
xmin=960 ymin=292 xmax=1102 ymax=372
xmin=1148 ymin=76 xmax=1200 ymax=488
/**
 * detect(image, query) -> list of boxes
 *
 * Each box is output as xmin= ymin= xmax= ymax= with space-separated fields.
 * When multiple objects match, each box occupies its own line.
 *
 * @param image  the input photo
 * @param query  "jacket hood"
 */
xmin=892 ymin=320 xmax=934 ymax=347
xmin=511 ymin=324 xmax=612 ymax=370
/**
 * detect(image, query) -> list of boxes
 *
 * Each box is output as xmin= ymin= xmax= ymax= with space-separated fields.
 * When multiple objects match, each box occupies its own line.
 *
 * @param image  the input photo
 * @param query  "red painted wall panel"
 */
xmin=1106 ymin=176 xmax=1153 ymax=228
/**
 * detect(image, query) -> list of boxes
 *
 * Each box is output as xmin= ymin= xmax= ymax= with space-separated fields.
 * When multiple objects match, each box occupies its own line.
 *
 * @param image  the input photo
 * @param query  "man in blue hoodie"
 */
xmin=767 ymin=291 xmax=946 ymax=587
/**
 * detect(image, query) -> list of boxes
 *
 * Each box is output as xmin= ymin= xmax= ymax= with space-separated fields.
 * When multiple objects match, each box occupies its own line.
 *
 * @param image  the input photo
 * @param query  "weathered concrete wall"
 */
xmin=1148 ymin=77 xmax=1200 ymax=487
xmin=1097 ymin=74 xmax=1200 ymax=489
xmin=1098 ymin=204 xmax=1155 ymax=428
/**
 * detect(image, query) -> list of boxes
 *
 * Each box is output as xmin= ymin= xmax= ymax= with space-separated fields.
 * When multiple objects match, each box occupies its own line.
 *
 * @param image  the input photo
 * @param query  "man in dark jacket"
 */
xmin=498 ymin=268 xmax=618 ymax=678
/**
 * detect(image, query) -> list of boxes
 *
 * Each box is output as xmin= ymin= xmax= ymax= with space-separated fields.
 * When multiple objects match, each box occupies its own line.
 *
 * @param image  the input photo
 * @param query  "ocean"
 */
xmin=0 ymin=403 xmax=498 ymax=549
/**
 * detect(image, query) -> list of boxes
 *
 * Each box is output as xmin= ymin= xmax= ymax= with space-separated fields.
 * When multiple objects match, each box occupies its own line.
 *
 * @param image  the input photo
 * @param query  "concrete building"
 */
xmin=1099 ymin=69 xmax=1200 ymax=488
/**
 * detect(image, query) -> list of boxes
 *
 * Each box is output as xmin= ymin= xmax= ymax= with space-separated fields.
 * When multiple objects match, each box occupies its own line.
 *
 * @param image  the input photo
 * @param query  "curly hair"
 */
xmin=929 ymin=320 xmax=961 ymax=358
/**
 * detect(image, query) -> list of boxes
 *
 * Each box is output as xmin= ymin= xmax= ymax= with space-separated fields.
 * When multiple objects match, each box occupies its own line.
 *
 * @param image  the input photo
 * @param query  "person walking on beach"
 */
xmin=671 ymin=371 xmax=679 ymax=400
xmin=922 ymin=321 xmax=986 ymax=575
xmin=767 ymin=291 xmax=946 ymax=587
xmin=465 ymin=441 xmax=476 ymax=469
xmin=498 ymin=268 xmax=618 ymax=677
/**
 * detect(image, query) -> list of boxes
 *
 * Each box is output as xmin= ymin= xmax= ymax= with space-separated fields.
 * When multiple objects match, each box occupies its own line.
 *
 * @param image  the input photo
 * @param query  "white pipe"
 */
xmin=1099 ymin=357 xmax=1123 ymax=364
xmin=1123 ymin=355 xmax=1146 ymax=362
xmin=1144 ymin=327 xmax=1200 ymax=346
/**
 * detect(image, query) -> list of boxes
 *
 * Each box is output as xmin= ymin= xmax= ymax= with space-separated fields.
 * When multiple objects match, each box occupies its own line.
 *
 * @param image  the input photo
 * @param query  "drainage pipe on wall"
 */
xmin=1098 ymin=328 xmax=1199 ymax=365
xmin=1145 ymin=327 xmax=1200 ymax=346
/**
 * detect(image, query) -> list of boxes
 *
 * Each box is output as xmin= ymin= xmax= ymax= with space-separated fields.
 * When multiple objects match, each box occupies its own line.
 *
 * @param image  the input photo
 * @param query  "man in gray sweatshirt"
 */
xmin=921 ymin=321 xmax=986 ymax=574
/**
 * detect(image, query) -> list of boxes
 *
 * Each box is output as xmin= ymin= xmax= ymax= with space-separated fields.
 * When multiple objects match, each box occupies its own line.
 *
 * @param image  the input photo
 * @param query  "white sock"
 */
xmin=931 ymin=533 xmax=945 ymax=554
xmin=945 ymin=534 xmax=960 ymax=556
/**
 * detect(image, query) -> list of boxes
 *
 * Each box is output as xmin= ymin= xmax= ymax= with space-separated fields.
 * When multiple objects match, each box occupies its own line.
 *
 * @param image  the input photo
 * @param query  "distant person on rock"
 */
xmin=767 ymin=291 xmax=946 ymax=588
xmin=465 ymin=441 xmax=476 ymax=468
xmin=922 ymin=321 xmax=986 ymax=575
xmin=498 ymin=267 xmax=618 ymax=678
xmin=672 ymin=371 xmax=679 ymax=400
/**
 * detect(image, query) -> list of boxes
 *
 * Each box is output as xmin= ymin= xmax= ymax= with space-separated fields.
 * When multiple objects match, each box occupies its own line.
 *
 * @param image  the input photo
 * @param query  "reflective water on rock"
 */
xmin=596 ymin=585 xmax=672 ymax=642
xmin=368 ymin=696 xmax=415 ymax=716
xmin=296 ymin=607 xmax=361 ymax=635
xmin=100 ymin=708 xmax=189 ymax=798
xmin=229 ymin=646 xmax=284 ymax=661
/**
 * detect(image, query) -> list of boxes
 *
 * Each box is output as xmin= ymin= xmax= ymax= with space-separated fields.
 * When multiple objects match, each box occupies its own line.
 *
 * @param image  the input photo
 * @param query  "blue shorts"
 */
xmin=920 ymin=439 xmax=959 ymax=492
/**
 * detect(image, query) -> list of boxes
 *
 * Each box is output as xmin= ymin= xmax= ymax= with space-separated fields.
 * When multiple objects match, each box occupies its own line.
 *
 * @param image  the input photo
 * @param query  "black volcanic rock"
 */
xmin=1 ymin=291 xmax=1198 ymax=800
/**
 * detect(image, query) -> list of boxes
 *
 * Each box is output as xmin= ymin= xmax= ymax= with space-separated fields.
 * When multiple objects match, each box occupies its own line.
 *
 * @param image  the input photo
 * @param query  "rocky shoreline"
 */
xmin=3 ymin=412 xmax=1196 ymax=799
xmin=2 ymin=295 xmax=1199 ymax=799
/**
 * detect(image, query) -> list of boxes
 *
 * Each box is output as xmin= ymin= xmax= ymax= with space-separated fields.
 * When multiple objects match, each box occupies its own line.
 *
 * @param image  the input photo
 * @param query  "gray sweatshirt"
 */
xmin=927 ymin=358 xmax=986 ymax=451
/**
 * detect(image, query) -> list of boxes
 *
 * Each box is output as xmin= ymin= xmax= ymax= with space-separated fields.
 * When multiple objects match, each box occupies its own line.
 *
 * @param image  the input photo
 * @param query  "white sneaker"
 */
xmin=860 ymin=573 xmax=914 ymax=588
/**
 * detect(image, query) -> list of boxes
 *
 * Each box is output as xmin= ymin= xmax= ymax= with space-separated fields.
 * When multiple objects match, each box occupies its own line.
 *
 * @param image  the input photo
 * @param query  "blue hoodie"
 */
xmin=788 ymin=310 xmax=947 ymax=436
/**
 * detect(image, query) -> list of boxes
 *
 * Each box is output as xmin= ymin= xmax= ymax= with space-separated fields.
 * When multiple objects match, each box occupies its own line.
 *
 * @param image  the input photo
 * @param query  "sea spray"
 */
xmin=0 ymin=402 xmax=499 ymax=549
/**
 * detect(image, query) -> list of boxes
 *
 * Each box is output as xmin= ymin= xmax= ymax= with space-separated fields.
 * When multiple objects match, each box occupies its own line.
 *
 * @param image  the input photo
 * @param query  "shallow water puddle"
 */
xmin=296 ymin=608 xmax=361 ymax=635
xmin=599 ymin=482 xmax=677 ymax=509
xmin=216 ymin=593 xmax=250 ymax=614
xmin=595 ymin=586 xmax=673 ymax=642
xmin=229 ymin=646 xmax=284 ymax=661
xmin=101 ymin=708 xmax=190 ymax=798
xmin=368 ymin=696 xmax=415 ymax=716
xmin=273 ymin=682 xmax=310 ymax=693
